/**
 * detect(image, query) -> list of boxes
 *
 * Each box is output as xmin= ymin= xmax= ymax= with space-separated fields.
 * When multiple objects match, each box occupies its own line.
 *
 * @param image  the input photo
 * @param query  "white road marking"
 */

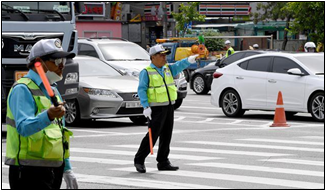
xmin=297 ymin=136 xmax=324 ymax=140
xmin=181 ymin=141 xmax=323 ymax=152
xmin=188 ymin=162 xmax=323 ymax=177
xmin=70 ymin=156 xmax=136 ymax=165
xmin=230 ymin=120 xmax=243 ymax=124
xmin=112 ymin=167 xmax=324 ymax=189
xmin=174 ymin=116 xmax=186 ymax=121
xmin=70 ymin=148 xmax=220 ymax=161
xmin=237 ymin=138 xmax=324 ymax=146
xmin=113 ymin=145 xmax=292 ymax=157
xmin=179 ymin=106 xmax=219 ymax=110
xmin=197 ymin=118 xmax=214 ymax=123
xmin=75 ymin=173 xmax=221 ymax=189
xmin=258 ymin=159 xmax=324 ymax=166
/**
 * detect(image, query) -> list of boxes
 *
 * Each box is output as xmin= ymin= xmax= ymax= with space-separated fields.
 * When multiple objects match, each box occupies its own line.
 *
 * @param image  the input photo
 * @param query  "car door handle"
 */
xmin=268 ymin=79 xmax=277 ymax=83
xmin=236 ymin=76 xmax=244 ymax=80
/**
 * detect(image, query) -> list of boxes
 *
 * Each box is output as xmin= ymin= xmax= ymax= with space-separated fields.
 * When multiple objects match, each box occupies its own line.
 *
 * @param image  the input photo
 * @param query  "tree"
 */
xmin=284 ymin=2 xmax=324 ymax=44
xmin=201 ymin=31 xmax=225 ymax=52
xmin=172 ymin=2 xmax=205 ymax=37
xmin=250 ymin=2 xmax=293 ymax=50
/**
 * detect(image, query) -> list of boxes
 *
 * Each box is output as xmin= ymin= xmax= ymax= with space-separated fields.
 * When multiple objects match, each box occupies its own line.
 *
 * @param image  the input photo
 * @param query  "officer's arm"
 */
xmin=137 ymin=69 xmax=150 ymax=108
xmin=168 ymin=58 xmax=190 ymax=77
xmin=8 ymin=85 xmax=52 ymax=137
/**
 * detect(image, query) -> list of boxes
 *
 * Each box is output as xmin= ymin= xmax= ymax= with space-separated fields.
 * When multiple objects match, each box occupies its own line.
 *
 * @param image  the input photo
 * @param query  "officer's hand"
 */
xmin=63 ymin=169 xmax=78 ymax=189
xmin=143 ymin=107 xmax=152 ymax=120
xmin=188 ymin=54 xmax=199 ymax=63
xmin=47 ymin=102 xmax=66 ymax=120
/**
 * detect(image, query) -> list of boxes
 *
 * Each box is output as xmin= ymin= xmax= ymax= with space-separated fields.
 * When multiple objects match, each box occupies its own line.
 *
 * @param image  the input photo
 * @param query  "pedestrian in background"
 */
xmin=134 ymin=44 xmax=198 ymax=173
xmin=253 ymin=44 xmax=259 ymax=50
xmin=5 ymin=38 xmax=78 ymax=189
xmin=304 ymin=42 xmax=316 ymax=52
xmin=225 ymin=40 xmax=235 ymax=57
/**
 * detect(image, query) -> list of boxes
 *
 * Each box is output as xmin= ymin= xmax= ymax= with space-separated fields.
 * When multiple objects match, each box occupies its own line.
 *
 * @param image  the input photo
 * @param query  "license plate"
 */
xmin=126 ymin=101 xmax=142 ymax=108
xmin=15 ymin=71 xmax=28 ymax=81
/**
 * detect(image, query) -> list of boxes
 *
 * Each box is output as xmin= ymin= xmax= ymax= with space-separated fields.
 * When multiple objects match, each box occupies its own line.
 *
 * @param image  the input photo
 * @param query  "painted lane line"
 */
xmin=187 ymin=162 xmax=323 ymax=177
xmin=258 ymin=159 xmax=324 ymax=166
xmin=75 ymin=173 xmax=221 ymax=189
xmin=70 ymin=156 xmax=137 ymax=165
xmin=237 ymin=138 xmax=324 ymax=146
xmin=297 ymin=136 xmax=323 ymax=140
xmin=181 ymin=141 xmax=323 ymax=152
xmin=70 ymin=148 xmax=220 ymax=161
xmin=112 ymin=167 xmax=323 ymax=189
xmin=174 ymin=116 xmax=186 ymax=121
xmin=197 ymin=118 xmax=214 ymax=123
xmin=113 ymin=145 xmax=292 ymax=157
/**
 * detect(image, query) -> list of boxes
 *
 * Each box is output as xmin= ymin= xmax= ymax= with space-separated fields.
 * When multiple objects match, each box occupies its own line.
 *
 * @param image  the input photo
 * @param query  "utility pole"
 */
xmin=160 ymin=2 xmax=168 ymax=38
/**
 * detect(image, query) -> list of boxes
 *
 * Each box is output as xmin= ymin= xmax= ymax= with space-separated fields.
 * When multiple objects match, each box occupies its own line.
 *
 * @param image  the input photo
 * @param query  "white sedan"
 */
xmin=210 ymin=52 xmax=324 ymax=122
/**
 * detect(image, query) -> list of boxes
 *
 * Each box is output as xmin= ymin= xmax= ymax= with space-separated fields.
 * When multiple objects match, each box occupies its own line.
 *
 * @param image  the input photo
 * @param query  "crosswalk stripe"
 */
xmin=70 ymin=156 xmax=135 ymax=165
xmin=181 ymin=141 xmax=323 ymax=152
xmin=187 ymin=162 xmax=323 ymax=177
xmin=174 ymin=116 xmax=185 ymax=121
xmin=258 ymin=159 xmax=324 ymax=166
xmin=197 ymin=118 xmax=214 ymax=123
xmin=297 ymin=136 xmax=324 ymax=140
xmin=75 ymin=173 xmax=222 ymax=189
xmin=112 ymin=167 xmax=323 ymax=189
xmin=113 ymin=145 xmax=292 ymax=157
xmin=237 ymin=138 xmax=324 ymax=146
xmin=70 ymin=148 xmax=220 ymax=161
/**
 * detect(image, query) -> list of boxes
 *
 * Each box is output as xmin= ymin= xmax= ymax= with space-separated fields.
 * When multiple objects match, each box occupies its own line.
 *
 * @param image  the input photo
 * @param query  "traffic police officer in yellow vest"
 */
xmin=5 ymin=39 xmax=78 ymax=189
xmin=134 ymin=44 xmax=199 ymax=173
xmin=225 ymin=40 xmax=235 ymax=57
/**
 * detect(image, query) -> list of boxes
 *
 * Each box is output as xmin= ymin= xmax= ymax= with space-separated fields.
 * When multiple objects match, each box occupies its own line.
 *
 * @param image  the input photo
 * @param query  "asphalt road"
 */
xmin=1 ymin=88 xmax=324 ymax=189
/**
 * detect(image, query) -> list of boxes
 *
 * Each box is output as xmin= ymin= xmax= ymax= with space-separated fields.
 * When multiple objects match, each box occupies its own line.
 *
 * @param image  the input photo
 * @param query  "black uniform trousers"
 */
xmin=9 ymin=163 xmax=64 ymax=189
xmin=134 ymin=104 xmax=174 ymax=164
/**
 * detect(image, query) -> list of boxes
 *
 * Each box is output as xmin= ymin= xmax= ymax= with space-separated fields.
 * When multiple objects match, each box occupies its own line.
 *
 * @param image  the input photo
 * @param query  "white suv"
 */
xmin=77 ymin=38 xmax=187 ymax=109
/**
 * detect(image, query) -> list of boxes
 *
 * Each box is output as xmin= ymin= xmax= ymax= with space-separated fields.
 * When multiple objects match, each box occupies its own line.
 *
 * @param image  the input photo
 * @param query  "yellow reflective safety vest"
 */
xmin=225 ymin=47 xmax=235 ymax=57
xmin=5 ymin=77 xmax=72 ymax=167
xmin=145 ymin=64 xmax=177 ymax=106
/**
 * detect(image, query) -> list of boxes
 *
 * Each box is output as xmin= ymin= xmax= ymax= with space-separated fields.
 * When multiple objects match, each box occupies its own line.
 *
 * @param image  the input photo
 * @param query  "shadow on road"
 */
xmin=68 ymin=119 xmax=146 ymax=129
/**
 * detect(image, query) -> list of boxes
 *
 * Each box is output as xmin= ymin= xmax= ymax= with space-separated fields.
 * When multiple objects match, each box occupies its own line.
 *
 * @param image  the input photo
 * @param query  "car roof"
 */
xmin=78 ymin=37 xmax=134 ymax=45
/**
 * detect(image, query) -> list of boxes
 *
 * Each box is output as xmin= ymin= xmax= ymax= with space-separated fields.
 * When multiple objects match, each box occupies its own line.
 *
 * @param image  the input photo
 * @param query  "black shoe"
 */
xmin=157 ymin=162 xmax=179 ymax=171
xmin=134 ymin=163 xmax=146 ymax=173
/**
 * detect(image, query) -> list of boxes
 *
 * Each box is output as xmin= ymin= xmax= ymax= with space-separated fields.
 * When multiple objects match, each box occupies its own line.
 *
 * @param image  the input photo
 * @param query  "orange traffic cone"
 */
xmin=270 ymin=91 xmax=289 ymax=127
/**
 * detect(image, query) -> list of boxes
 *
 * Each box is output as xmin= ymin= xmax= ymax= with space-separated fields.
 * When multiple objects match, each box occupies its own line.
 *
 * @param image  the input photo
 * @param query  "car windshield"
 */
xmin=75 ymin=58 xmax=122 ymax=77
xmin=294 ymin=55 xmax=324 ymax=74
xmin=99 ymin=43 xmax=150 ymax=61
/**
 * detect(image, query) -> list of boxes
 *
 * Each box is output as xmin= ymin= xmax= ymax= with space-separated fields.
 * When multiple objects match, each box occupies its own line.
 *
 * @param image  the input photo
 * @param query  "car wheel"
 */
xmin=64 ymin=99 xmax=80 ymax=126
xmin=174 ymin=99 xmax=183 ymax=110
xmin=129 ymin=116 xmax=147 ymax=125
xmin=192 ymin=74 xmax=209 ymax=94
xmin=309 ymin=92 xmax=324 ymax=122
xmin=220 ymin=89 xmax=245 ymax=117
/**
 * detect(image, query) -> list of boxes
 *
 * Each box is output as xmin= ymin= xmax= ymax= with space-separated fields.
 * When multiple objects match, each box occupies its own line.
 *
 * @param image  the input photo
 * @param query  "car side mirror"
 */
xmin=287 ymin=68 xmax=305 ymax=76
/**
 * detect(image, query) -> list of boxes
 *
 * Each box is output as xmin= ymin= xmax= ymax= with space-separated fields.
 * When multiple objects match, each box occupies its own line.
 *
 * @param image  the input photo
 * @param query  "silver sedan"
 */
xmin=64 ymin=56 xmax=146 ymax=126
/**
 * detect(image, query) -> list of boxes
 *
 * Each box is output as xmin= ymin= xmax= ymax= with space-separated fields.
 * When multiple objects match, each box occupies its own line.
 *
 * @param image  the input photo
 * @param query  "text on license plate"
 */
xmin=126 ymin=102 xmax=142 ymax=108
xmin=15 ymin=71 xmax=28 ymax=81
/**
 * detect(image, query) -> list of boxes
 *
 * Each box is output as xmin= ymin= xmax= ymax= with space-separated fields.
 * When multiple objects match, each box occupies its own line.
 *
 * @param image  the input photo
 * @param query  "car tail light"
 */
xmin=213 ymin=72 xmax=223 ymax=79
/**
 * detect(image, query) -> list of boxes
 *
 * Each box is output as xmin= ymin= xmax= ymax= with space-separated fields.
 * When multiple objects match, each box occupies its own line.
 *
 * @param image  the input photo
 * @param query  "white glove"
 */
xmin=188 ymin=54 xmax=199 ymax=64
xmin=63 ymin=170 xmax=78 ymax=189
xmin=143 ymin=107 xmax=152 ymax=120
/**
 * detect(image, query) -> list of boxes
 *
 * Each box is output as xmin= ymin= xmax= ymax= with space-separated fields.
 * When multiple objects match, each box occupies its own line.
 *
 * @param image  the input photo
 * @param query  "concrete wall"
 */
xmin=274 ymin=40 xmax=306 ymax=51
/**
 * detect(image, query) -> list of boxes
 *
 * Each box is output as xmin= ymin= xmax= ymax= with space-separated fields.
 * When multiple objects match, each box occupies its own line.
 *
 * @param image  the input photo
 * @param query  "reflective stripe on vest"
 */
xmin=226 ymin=47 xmax=235 ymax=57
xmin=145 ymin=65 xmax=177 ymax=107
xmin=6 ymin=78 xmax=65 ymax=167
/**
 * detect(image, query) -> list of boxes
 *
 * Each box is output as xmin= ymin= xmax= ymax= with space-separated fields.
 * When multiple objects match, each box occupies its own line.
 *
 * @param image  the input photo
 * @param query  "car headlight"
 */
xmin=83 ymin=87 xmax=119 ymax=98
xmin=64 ymin=72 xmax=78 ymax=84
xmin=125 ymin=69 xmax=140 ymax=77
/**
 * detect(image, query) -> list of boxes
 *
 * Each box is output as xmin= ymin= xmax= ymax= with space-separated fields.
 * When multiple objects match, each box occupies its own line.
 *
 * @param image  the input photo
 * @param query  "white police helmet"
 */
xmin=304 ymin=42 xmax=316 ymax=52
xmin=225 ymin=40 xmax=231 ymax=45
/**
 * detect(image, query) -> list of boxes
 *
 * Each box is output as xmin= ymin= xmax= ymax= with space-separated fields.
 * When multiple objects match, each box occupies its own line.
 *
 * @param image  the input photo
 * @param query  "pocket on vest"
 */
xmin=43 ymin=128 xmax=63 ymax=159
xmin=155 ymin=87 xmax=168 ymax=102
xmin=27 ymin=131 xmax=44 ymax=157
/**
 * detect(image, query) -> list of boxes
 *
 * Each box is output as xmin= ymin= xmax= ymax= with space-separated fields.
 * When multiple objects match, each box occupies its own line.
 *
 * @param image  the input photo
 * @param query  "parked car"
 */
xmin=64 ymin=56 xmax=147 ymax=126
xmin=77 ymin=38 xmax=187 ymax=109
xmin=190 ymin=50 xmax=264 ymax=94
xmin=210 ymin=52 xmax=324 ymax=122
